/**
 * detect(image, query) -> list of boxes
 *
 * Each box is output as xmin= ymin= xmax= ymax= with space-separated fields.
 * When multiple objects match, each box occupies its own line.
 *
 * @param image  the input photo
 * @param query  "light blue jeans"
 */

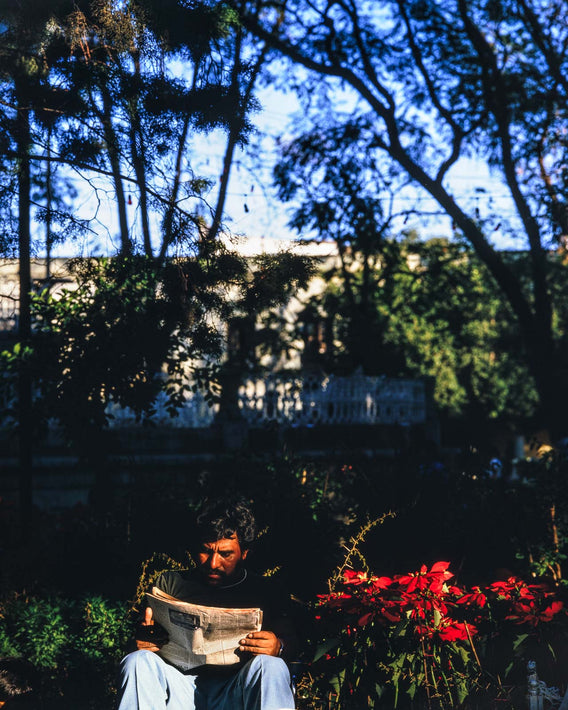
xmin=117 ymin=650 xmax=296 ymax=710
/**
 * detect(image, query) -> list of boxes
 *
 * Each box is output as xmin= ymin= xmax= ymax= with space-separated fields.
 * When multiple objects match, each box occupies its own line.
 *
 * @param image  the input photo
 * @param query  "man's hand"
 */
xmin=135 ymin=607 xmax=169 ymax=652
xmin=238 ymin=630 xmax=282 ymax=657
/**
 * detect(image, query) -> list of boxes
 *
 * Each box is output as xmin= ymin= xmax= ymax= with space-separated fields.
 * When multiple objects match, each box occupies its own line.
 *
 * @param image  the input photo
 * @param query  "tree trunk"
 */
xmin=16 ymin=84 xmax=33 ymax=539
xmin=45 ymin=123 xmax=53 ymax=286
xmin=101 ymin=84 xmax=130 ymax=254
xmin=129 ymin=51 xmax=153 ymax=256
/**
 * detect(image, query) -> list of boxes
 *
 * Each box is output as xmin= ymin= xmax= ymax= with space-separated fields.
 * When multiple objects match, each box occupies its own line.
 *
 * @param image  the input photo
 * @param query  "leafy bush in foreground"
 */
xmin=0 ymin=595 xmax=131 ymax=709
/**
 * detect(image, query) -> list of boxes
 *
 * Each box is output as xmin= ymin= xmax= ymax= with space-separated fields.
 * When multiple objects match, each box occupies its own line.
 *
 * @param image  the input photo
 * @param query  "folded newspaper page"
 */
xmin=146 ymin=587 xmax=263 ymax=671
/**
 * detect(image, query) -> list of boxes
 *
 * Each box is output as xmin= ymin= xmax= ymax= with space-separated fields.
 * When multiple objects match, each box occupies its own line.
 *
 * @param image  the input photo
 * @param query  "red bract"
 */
xmin=414 ymin=624 xmax=436 ymax=639
xmin=343 ymin=570 xmax=370 ymax=585
xmin=380 ymin=605 xmax=403 ymax=623
xmin=317 ymin=591 xmax=353 ymax=609
xmin=527 ymin=583 xmax=553 ymax=596
xmin=506 ymin=600 xmax=564 ymax=626
xmin=541 ymin=601 xmax=564 ymax=622
xmin=396 ymin=564 xmax=429 ymax=593
xmin=488 ymin=576 xmax=537 ymax=600
xmin=456 ymin=586 xmax=487 ymax=608
xmin=358 ymin=611 xmax=375 ymax=626
xmin=438 ymin=621 xmax=477 ymax=642
xmin=371 ymin=576 xmax=394 ymax=591
xmin=395 ymin=561 xmax=453 ymax=594
xmin=408 ymin=596 xmax=449 ymax=621
xmin=430 ymin=561 xmax=452 ymax=574
xmin=487 ymin=579 xmax=516 ymax=598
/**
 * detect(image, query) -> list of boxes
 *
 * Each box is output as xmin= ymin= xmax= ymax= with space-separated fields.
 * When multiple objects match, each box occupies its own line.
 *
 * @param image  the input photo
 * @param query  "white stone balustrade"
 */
xmin=237 ymin=373 xmax=426 ymax=427
xmin=0 ymin=373 xmax=427 ymax=433
xmin=105 ymin=373 xmax=427 ymax=428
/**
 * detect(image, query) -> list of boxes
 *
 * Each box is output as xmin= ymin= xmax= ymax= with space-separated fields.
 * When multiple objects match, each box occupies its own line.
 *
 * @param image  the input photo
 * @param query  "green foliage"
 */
xmin=79 ymin=596 xmax=133 ymax=663
xmin=381 ymin=237 xmax=539 ymax=422
xmin=0 ymin=594 xmax=130 ymax=669
xmin=1 ymin=241 xmax=314 ymax=453
xmin=0 ymin=0 xmax=266 ymax=266
xmin=251 ymin=0 xmax=568 ymax=430
xmin=9 ymin=598 xmax=70 ymax=670
xmin=132 ymin=552 xmax=193 ymax=612
xmin=295 ymin=234 xmax=540 ymax=424
xmin=274 ymin=105 xmax=542 ymax=424
xmin=0 ymin=256 xmax=207 ymax=450
xmin=0 ymin=593 xmax=131 ymax=706
xmin=514 ymin=449 xmax=568 ymax=585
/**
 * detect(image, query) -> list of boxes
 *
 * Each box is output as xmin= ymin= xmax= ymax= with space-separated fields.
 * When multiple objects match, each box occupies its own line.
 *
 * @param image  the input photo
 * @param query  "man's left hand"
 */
xmin=238 ymin=630 xmax=282 ymax=657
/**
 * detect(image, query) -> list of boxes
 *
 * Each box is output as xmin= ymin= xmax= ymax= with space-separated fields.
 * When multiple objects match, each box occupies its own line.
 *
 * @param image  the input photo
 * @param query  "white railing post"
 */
xmin=527 ymin=661 xmax=543 ymax=710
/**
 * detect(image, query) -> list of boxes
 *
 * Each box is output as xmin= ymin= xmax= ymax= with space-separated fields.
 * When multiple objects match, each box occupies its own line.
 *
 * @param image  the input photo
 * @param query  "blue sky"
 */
xmin=49 ymin=82 xmax=521 ymax=257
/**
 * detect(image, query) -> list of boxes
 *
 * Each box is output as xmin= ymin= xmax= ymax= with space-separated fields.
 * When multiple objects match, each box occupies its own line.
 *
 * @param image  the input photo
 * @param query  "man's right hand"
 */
xmin=135 ymin=607 xmax=169 ymax=652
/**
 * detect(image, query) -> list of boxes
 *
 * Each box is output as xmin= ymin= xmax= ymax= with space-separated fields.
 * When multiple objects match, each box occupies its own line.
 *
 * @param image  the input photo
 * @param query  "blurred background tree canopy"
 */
xmin=240 ymin=0 xmax=568 ymax=437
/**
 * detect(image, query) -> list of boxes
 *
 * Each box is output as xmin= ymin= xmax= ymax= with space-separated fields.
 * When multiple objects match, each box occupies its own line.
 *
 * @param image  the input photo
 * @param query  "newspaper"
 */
xmin=146 ymin=586 xmax=263 ymax=671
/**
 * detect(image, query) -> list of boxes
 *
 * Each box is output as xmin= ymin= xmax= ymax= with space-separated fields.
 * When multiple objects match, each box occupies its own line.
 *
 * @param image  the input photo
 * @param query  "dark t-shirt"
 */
xmin=153 ymin=569 xmax=297 ymax=660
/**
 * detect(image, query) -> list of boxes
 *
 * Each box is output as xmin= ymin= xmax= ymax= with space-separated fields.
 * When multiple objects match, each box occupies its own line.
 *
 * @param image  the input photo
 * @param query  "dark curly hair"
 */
xmin=194 ymin=497 xmax=257 ymax=549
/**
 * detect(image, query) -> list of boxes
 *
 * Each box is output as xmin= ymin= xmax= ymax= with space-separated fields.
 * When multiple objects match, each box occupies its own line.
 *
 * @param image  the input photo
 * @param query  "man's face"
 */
xmin=196 ymin=535 xmax=248 ymax=586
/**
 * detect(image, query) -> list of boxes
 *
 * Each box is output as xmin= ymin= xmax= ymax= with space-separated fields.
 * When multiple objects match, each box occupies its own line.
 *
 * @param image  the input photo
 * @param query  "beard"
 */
xmin=199 ymin=560 xmax=245 ymax=587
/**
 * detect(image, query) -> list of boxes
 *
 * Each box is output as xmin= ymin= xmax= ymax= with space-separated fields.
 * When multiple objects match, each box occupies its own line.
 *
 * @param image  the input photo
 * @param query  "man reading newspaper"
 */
xmin=117 ymin=498 xmax=297 ymax=710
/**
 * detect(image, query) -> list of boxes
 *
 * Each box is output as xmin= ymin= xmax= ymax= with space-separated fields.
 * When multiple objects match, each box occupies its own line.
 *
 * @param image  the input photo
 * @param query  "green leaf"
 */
xmin=313 ymin=638 xmax=340 ymax=662
xmin=456 ymin=677 xmax=469 ymax=704
xmin=329 ymin=669 xmax=345 ymax=694
xmin=513 ymin=633 xmax=529 ymax=650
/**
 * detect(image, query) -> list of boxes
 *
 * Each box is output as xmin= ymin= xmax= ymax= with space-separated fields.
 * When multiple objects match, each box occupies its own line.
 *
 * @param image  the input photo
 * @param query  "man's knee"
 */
xmin=120 ymin=650 xmax=164 ymax=679
xmin=245 ymin=655 xmax=291 ymax=683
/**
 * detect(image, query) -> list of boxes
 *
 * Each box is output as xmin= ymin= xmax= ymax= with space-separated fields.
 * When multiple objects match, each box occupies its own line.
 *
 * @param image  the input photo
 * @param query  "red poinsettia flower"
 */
xmin=408 ymin=603 xmax=427 ymax=620
xmin=318 ymin=591 xmax=354 ymax=609
xmin=396 ymin=562 xmax=453 ymax=594
xmin=438 ymin=621 xmax=477 ymax=642
xmin=540 ymin=600 xmax=564 ymax=622
xmin=371 ymin=576 xmax=394 ymax=591
xmin=489 ymin=577 xmax=537 ymax=601
xmin=488 ymin=578 xmax=517 ymax=598
xmin=407 ymin=596 xmax=449 ymax=621
xmin=456 ymin=586 xmax=487 ymax=608
xmin=518 ymin=586 xmax=537 ymax=601
xmin=427 ymin=561 xmax=454 ymax=593
xmin=396 ymin=564 xmax=429 ymax=593
xmin=527 ymin=582 xmax=553 ymax=596
xmin=506 ymin=600 xmax=564 ymax=626
xmin=343 ymin=570 xmax=370 ymax=586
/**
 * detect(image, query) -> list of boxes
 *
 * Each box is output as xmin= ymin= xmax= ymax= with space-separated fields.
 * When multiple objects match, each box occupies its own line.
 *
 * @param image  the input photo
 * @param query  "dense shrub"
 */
xmin=0 ymin=594 xmax=131 ymax=709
